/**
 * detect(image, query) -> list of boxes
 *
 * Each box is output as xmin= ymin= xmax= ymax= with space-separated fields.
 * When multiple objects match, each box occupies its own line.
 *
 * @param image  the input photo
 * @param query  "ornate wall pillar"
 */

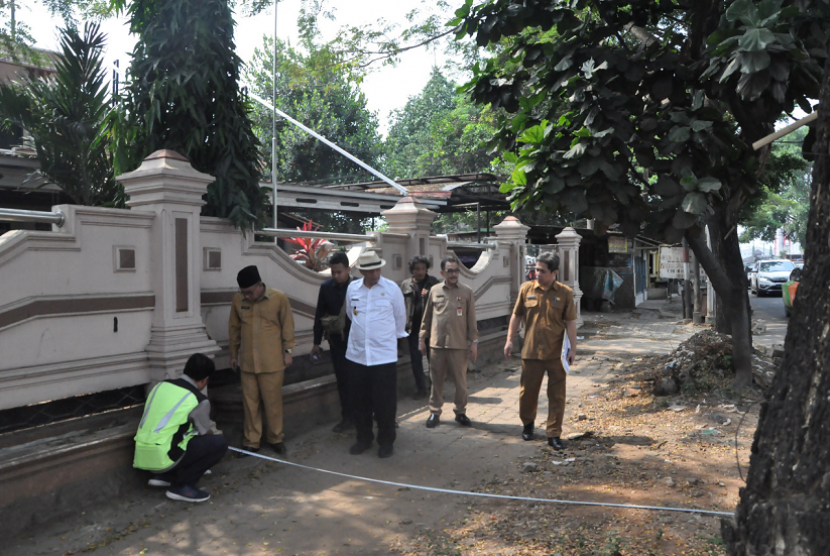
xmin=493 ymin=216 xmax=530 ymax=304
xmin=381 ymin=195 xmax=438 ymax=265
xmin=119 ymin=150 xmax=219 ymax=381
xmin=555 ymin=226 xmax=584 ymax=327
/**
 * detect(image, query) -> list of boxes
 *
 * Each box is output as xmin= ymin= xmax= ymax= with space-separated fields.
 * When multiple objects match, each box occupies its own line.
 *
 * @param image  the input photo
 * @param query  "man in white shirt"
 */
xmin=345 ymin=250 xmax=407 ymax=458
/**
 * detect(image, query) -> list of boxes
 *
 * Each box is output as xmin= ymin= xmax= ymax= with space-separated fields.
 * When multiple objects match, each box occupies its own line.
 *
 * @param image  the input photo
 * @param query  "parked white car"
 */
xmin=750 ymin=259 xmax=795 ymax=296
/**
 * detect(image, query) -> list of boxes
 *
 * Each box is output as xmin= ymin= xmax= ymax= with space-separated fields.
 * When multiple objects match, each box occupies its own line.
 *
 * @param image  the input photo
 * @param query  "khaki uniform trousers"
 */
xmin=520 ymin=358 xmax=567 ymax=438
xmin=241 ymin=370 xmax=285 ymax=448
xmin=428 ymin=348 xmax=469 ymax=416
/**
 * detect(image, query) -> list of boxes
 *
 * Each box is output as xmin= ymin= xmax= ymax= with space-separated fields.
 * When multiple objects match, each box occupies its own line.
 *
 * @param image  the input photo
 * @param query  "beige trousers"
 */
xmin=520 ymin=358 xmax=567 ymax=438
xmin=241 ymin=370 xmax=285 ymax=448
xmin=428 ymin=347 xmax=469 ymax=416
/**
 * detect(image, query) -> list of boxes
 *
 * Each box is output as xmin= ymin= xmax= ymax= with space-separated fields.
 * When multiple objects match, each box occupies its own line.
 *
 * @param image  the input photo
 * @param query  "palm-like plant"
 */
xmin=0 ymin=22 xmax=121 ymax=207
xmin=283 ymin=220 xmax=333 ymax=271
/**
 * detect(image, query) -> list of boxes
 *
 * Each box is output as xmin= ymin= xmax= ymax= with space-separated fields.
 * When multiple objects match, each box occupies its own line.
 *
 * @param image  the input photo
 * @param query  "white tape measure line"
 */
xmin=227 ymin=447 xmax=733 ymax=517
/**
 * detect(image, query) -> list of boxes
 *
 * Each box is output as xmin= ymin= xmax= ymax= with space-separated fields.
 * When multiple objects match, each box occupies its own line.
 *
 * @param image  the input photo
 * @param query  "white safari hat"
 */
xmin=356 ymin=250 xmax=386 ymax=270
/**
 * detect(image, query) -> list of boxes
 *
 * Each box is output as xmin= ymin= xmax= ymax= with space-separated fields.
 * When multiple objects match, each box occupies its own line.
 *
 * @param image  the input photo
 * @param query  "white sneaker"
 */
xmin=148 ymin=478 xmax=171 ymax=488
xmin=204 ymin=469 xmax=212 ymax=475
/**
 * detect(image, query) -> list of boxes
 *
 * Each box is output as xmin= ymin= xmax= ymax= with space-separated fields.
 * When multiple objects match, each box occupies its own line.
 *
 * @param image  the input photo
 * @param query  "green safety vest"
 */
xmin=133 ymin=379 xmax=203 ymax=471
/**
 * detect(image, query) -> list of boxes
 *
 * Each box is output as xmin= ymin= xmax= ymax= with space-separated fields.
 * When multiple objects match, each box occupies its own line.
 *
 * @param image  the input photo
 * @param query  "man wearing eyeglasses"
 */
xmin=504 ymin=251 xmax=577 ymax=451
xmin=419 ymin=255 xmax=478 ymax=429
xmin=229 ymin=265 xmax=296 ymax=457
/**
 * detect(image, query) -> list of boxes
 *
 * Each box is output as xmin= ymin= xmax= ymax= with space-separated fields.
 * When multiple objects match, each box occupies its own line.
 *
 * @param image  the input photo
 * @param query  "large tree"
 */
xmin=739 ymin=126 xmax=811 ymax=248
xmin=722 ymin=46 xmax=830 ymax=556
xmin=114 ymin=0 xmax=266 ymax=229
xmin=383 ymin=67 xmax=498 ymax=179
xmin=459 ymin=0 xmax=824 ymax=387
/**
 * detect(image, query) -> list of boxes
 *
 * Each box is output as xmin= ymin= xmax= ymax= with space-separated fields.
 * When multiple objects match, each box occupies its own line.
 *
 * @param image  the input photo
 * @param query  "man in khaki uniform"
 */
xmin=229 ymin=265 xmax=295 ymax=456
xmin=504 ymin=251 xmax=577 ymax=450
xmin=419 ymin=256 xmax=478 ymax=428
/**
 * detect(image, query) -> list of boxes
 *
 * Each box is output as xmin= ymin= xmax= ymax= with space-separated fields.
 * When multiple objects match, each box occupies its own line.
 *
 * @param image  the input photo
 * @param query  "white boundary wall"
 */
xmin=0 ymin=151 xmax=532 ymax=411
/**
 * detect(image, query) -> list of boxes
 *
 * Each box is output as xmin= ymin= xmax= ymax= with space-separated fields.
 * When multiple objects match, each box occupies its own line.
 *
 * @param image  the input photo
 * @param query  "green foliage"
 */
xmin=118 ymin=0 xmax=266 ymax=229
xmin=0 ymin=23 xmax=121 ymax=206
xmin=383 ymin=68 xmax=498 ymax=179
xmin=740 ymin=127 xmax=811 ymax=245
xmin=109 ymin=0 xmax=282 ymax=18
xmin=0 ymin=0 xmax=121 ymax=60
xmin=243 ymin=34 xmax=381 ymax=185
xmin=289 ymin=209 xmax=373 ymax=235
xmin=0 ymin=1 xmax=38 ymax=64
xmin=459 ymin=1 xmax=824 ymax=244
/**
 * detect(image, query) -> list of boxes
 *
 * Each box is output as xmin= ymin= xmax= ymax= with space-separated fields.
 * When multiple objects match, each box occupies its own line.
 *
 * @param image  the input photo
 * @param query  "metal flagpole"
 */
xmin=271 ymin=0 xmax=279 ymax=229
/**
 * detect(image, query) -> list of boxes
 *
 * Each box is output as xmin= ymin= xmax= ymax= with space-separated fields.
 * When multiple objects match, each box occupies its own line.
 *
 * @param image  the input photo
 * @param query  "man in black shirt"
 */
xmin=400 ymin=255 xmax=440 ymax=399
xmin=312 ymin=252 xmax=353 ymax=432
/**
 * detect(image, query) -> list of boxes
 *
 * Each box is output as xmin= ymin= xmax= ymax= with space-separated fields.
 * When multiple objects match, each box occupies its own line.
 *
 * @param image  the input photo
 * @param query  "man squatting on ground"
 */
xmin=345 ymin=250 xmax=407 ymax=458
xmin=229 ymin=265 xmax=296 ymax=457
xmin=311 ymin=252 xmax=354 ymax=433
xmin=133 ymin=353 xmax=228 ymax=503
xmin=400 ymin=255 xmax=440 ymax=400
xmin=505 ymin=251 xmax=577 ymax=451
xmin=419 ymin=255 xmax=478 ymax=428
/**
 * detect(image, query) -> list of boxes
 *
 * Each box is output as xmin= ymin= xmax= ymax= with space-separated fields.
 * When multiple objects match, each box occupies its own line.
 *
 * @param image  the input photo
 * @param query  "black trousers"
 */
xmin=349 ymin=361 xmax=397 ymax=447
xmin=407 ymin=333 xmax=427 ymax=392
xmin=164 ymin=434 xmax=228 ymax=489
xmin=329 ymin=336 xmax=352 ymax=421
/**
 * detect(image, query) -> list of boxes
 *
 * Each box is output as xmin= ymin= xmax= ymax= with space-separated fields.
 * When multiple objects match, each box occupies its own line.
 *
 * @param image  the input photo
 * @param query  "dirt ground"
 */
xmin=392 ymin=345 xmax=764 ymax=556
xmin=6 ymin=319 xmax=765 ymax=556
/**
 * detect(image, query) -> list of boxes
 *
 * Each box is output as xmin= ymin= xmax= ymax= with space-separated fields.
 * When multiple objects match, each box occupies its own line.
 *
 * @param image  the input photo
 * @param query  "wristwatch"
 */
xmin=284 ymin=348 xmax=293 ymax=354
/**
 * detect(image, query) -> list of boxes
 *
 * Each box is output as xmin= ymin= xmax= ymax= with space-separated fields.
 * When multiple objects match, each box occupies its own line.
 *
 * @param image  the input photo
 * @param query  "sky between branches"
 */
xmin=27 ymin=0 xmax=452 ymax=136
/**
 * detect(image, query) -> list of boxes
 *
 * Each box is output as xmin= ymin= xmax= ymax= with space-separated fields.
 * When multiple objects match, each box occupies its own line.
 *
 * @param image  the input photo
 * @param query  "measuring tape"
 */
xmin=227 ymin=447 xmax=733 ymax=517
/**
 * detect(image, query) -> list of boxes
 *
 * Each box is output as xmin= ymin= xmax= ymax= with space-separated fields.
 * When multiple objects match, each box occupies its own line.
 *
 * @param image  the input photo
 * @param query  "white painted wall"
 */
xmin=0 ymin=201 xmax=527 ymax=411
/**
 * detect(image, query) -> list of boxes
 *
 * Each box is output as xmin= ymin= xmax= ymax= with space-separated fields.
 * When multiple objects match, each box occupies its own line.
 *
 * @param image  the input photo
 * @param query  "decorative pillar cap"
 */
xmin=119 ymin=150 xmax=215 ymax=208
xmin=493 ymin=215 xmax=530 ymax=239
xmin=145 ymin=149 xmax=189 ymax=162
xmin=381 ymin=195 xmax=437 ymax=229
xmin=555 ymin=226 xmax=582 ymax=242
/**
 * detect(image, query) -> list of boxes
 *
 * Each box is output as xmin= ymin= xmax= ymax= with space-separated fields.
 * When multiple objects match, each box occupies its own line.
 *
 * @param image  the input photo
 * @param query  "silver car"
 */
xmin=750 ymin=259 xmax=796 ymax=296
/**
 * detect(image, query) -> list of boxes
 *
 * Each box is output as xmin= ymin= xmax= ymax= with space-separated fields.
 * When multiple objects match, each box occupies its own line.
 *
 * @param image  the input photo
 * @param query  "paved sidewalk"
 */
xmin=7 ymin=306 xmax=697 ymax=556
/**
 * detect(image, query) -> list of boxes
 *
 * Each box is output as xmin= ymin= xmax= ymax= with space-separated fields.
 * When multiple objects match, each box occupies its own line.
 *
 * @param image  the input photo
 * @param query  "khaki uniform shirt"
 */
xmin=513 ymin=280 xmax=577 ymax=360
xmin=229 ymin=287 xmax=296 ymax=374
xmin=419 ymin=281 xmax=478 ymax=349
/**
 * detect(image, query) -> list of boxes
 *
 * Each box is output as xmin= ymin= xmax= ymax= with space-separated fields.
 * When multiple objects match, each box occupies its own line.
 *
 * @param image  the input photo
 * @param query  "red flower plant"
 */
xmin=283 ymin=220 xmax=333 ymax=271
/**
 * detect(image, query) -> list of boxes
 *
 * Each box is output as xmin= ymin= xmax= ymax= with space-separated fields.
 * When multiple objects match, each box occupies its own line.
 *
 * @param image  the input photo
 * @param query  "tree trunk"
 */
xmin=707 ymin=214 xmax=734 ymax=334
xmin=722 ymin=56 xmax=830 ymax=556
xmin=686 ymin=211 xmax=754 ymax=389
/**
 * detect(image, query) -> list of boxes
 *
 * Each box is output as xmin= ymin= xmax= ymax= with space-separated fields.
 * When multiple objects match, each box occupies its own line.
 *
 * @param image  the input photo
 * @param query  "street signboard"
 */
xmin=659 ymin=246 xmax=685 ymax=279
xmin=608 ymin=236 xmax=628 ymax=254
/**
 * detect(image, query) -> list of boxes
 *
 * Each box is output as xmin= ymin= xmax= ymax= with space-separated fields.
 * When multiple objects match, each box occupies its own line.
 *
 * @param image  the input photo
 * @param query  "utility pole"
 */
xmin=682 ymin=238 xmax=691 ymax=321
xmin=10 ymin=0 xmax=16 ymax=41
xmin=271 ymin=0 xmax=279 ymax=230
xmin=706 ymin=225 xmax=716 ymax=324
xmin=692 ymin=252 xmax=703 ymax=324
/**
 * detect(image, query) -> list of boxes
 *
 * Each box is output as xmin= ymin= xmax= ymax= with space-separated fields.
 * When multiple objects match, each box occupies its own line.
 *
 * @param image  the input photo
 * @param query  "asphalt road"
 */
xmin=749 ymin=290 xmax=788 ymax=322
xmin=748 ymin=289 xmax=788 ymax=349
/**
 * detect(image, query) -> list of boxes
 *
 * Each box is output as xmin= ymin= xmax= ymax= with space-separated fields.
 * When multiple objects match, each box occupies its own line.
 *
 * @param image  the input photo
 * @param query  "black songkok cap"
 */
xmin=237 ymin=265 xmax=261 ymax=289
